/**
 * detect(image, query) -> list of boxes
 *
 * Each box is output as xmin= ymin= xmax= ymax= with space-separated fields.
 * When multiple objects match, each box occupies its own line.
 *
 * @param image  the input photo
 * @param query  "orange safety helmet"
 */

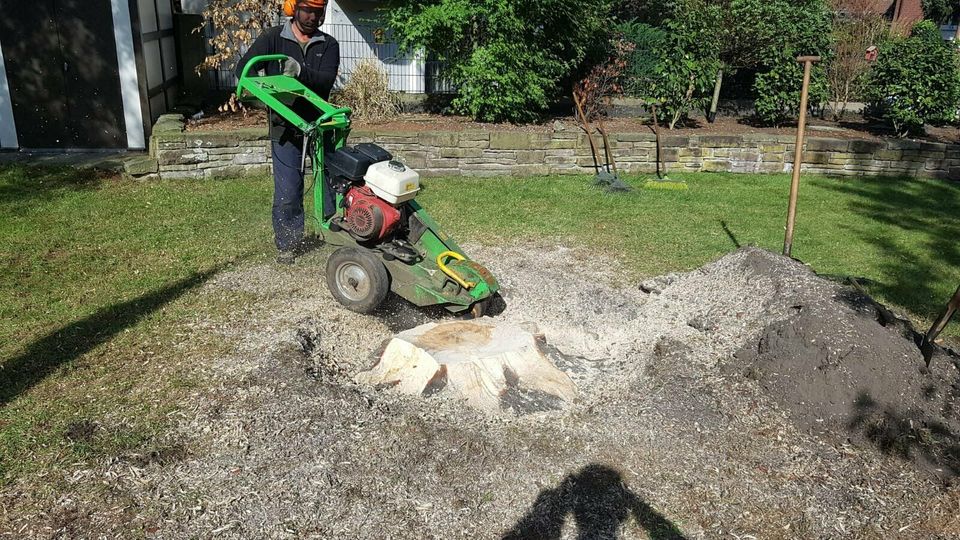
xmin=283 ymin=0 xmax=326 ymax=16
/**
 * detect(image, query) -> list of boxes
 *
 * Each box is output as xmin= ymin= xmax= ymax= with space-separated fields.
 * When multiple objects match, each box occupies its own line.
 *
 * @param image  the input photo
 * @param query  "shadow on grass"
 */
xmin=0 ymin=165 xmax=111 ymax=212
xmin=816 ymin=179 xmax=960 ymax=320
xmin=0 ymin=268 xmax=221 ymax=406
xmin=502 ymin=464 xmax=687 ymax=540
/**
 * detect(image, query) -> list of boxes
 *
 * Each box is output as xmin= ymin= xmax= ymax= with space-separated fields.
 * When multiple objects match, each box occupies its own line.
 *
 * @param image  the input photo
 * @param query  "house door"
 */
xmin=0 ymin=0 xmax=126 ymax=148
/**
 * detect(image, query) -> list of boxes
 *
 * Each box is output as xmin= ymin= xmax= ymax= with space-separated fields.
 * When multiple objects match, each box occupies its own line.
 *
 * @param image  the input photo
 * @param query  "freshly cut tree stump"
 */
xmin=356 ymin=320 xmax=577 ymax=413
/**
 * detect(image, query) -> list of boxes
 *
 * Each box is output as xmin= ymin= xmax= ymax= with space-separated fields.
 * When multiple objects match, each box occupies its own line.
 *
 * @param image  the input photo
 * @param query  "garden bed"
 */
xmin=185 ymin=108 xmax=960 ymax=145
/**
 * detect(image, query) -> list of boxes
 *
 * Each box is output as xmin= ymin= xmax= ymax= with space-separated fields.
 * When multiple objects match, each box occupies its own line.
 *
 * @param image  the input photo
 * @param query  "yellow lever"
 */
xmin=436 ymin=251 xmax=476 ymax=289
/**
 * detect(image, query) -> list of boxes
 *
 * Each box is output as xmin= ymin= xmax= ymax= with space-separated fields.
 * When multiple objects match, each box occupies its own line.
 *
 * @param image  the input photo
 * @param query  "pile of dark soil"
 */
xmin=732 ymin=267 xmax=960 ymax=479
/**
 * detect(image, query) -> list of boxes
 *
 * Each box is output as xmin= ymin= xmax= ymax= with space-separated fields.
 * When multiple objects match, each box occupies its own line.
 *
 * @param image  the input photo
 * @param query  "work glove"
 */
xmin=283 ymin=57 xmax=302 ymax=78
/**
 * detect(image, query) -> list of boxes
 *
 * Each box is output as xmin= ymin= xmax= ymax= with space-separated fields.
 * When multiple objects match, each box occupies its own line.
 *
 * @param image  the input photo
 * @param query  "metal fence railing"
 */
xmin=205 ymin=22 xmax=455 ymax=94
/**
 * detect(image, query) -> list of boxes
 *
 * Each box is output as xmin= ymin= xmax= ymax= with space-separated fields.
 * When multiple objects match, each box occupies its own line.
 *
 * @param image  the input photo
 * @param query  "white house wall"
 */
xmin=181 ymin=0 xmax=429 ymax=93
xmin=323 ymin=0 xmax=426 ymax=93
xmin=112 ymin=0 xmax=147 ymax=148
xmin=0 ymin=42 xmax=18 ymax=149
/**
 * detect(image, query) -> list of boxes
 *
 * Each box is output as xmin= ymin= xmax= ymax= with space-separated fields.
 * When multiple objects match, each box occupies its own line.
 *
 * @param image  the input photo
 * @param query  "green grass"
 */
xmin=1 ymin=164 xmax=958 ymax=494
xmin=418 ymin=172 xmax=960 ymax=334
xmin=0 ymin=164 xmax=274 ymax=487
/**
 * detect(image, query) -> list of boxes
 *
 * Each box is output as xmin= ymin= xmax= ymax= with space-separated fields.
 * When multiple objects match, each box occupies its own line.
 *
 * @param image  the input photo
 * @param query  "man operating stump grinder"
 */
xmin=234 ymin=0 xmax=340 ymax=265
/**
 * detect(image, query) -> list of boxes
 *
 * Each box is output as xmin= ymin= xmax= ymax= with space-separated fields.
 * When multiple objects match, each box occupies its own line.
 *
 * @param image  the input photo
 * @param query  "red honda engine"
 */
xmin=342 ymin=185 xmax=402 ymax=242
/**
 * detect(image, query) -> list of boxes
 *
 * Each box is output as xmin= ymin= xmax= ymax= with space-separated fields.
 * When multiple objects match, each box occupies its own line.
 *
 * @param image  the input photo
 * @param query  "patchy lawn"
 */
xmin=1 ymin=164 xmax=958 ymax=536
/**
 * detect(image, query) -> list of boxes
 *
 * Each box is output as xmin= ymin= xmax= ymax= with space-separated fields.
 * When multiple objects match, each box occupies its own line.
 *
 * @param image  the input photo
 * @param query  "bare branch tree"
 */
xmin=826 ymin=0 xmax=888 ymax=119
xmin=195 ymin=0 xmax=283 ymax=74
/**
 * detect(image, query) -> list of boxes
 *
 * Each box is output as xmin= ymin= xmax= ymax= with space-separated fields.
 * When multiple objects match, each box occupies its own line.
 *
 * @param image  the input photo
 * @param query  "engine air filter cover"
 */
xmin=354 ymin=143 xmax=392 ymax=163
xmin=326 ymin=146 xmax=375 ymax=181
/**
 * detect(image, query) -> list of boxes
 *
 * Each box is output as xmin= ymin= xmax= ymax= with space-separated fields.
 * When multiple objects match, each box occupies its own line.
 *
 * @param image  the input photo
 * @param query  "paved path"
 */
xmin=0 ymin=149 xmax=143 ymax=171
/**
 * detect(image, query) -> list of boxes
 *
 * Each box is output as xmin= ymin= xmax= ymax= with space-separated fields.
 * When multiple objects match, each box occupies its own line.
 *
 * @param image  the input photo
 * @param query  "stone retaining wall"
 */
xmin=138 ymin=114 xmax=960 ymax=180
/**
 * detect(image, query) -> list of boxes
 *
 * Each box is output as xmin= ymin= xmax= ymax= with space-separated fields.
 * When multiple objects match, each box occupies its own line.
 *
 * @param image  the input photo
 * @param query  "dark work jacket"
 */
xmin=235 ymin=21 xmax=340 ymax=143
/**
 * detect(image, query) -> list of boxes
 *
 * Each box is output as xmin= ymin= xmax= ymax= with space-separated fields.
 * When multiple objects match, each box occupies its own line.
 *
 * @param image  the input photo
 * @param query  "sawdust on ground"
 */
xmin=7 ymin=244 xmax=960 ymax=539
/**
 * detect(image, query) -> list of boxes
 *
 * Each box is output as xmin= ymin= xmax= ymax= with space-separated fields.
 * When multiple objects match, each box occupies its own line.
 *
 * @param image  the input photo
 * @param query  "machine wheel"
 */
xmin=459 ymin=299 xmax=489 ymax=320
xmin=326 ymin=247 xmax=390 ymax=314
xmin=460 ymin=293 xmax=505 ymax=320
xmin=470 ymin=300 xmax=488 ymax=319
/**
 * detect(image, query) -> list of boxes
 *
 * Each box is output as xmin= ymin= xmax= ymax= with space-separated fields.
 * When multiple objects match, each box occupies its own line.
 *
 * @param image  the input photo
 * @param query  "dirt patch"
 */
xmin=732 ymin=283 xmax=960 ymax=479
xmin=119 ymin=245 xmax=955 ymax=538
xmin=186 ymin=108 xmax=268 ymax=132
xmin=63 ymin=420 xmax=98 ymax=443
xmin=124 ymin=444 xmax=191 ymax=469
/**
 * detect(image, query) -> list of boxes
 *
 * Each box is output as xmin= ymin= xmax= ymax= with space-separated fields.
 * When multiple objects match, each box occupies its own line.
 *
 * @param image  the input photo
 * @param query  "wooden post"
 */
xmin=597 ymin=116 xmax=618 ymax=176
xmin=652 ymin=105 xmax=665 ymax=179
xmin=783 ymin=56 xmax=820 ymax=258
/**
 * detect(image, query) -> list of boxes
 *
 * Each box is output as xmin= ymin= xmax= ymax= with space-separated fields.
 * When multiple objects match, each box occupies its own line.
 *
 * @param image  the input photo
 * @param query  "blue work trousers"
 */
xmin=270 ymin=139 xmax=335 ymax=251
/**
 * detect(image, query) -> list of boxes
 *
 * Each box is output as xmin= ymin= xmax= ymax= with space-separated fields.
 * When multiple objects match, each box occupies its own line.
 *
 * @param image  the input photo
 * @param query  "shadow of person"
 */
xmin=502 ymin=464 xmax=687 ymax=540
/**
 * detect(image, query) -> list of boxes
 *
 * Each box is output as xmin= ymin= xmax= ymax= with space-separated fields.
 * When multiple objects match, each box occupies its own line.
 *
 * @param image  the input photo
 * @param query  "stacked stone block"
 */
xmin=138 ymin=114 xmax=960 ymax=181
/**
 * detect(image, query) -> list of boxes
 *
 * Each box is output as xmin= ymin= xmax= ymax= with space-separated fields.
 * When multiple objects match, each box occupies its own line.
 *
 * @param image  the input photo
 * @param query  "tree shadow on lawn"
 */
xmin=0 ymin=267 xmax=221 ymax=406
xmin=0 ymin=164 xmax=111 ymax=213
xmin=815 ymin=178 xmax=960 ymax=323
xmin=502 ymin=464 xmax=687 ymax=540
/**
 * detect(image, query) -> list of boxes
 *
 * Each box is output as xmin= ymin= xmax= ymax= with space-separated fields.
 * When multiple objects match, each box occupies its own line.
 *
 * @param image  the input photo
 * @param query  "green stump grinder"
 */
xmin=237 ymin=55 xmax=499 ymax=317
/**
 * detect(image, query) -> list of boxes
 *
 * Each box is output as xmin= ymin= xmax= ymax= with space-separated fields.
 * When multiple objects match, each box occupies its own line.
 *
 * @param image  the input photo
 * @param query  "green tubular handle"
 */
xmin=318 ymin=107 xmax=353 ymax=123
xmin=237 ymin=54 xmax=290 ymax=92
